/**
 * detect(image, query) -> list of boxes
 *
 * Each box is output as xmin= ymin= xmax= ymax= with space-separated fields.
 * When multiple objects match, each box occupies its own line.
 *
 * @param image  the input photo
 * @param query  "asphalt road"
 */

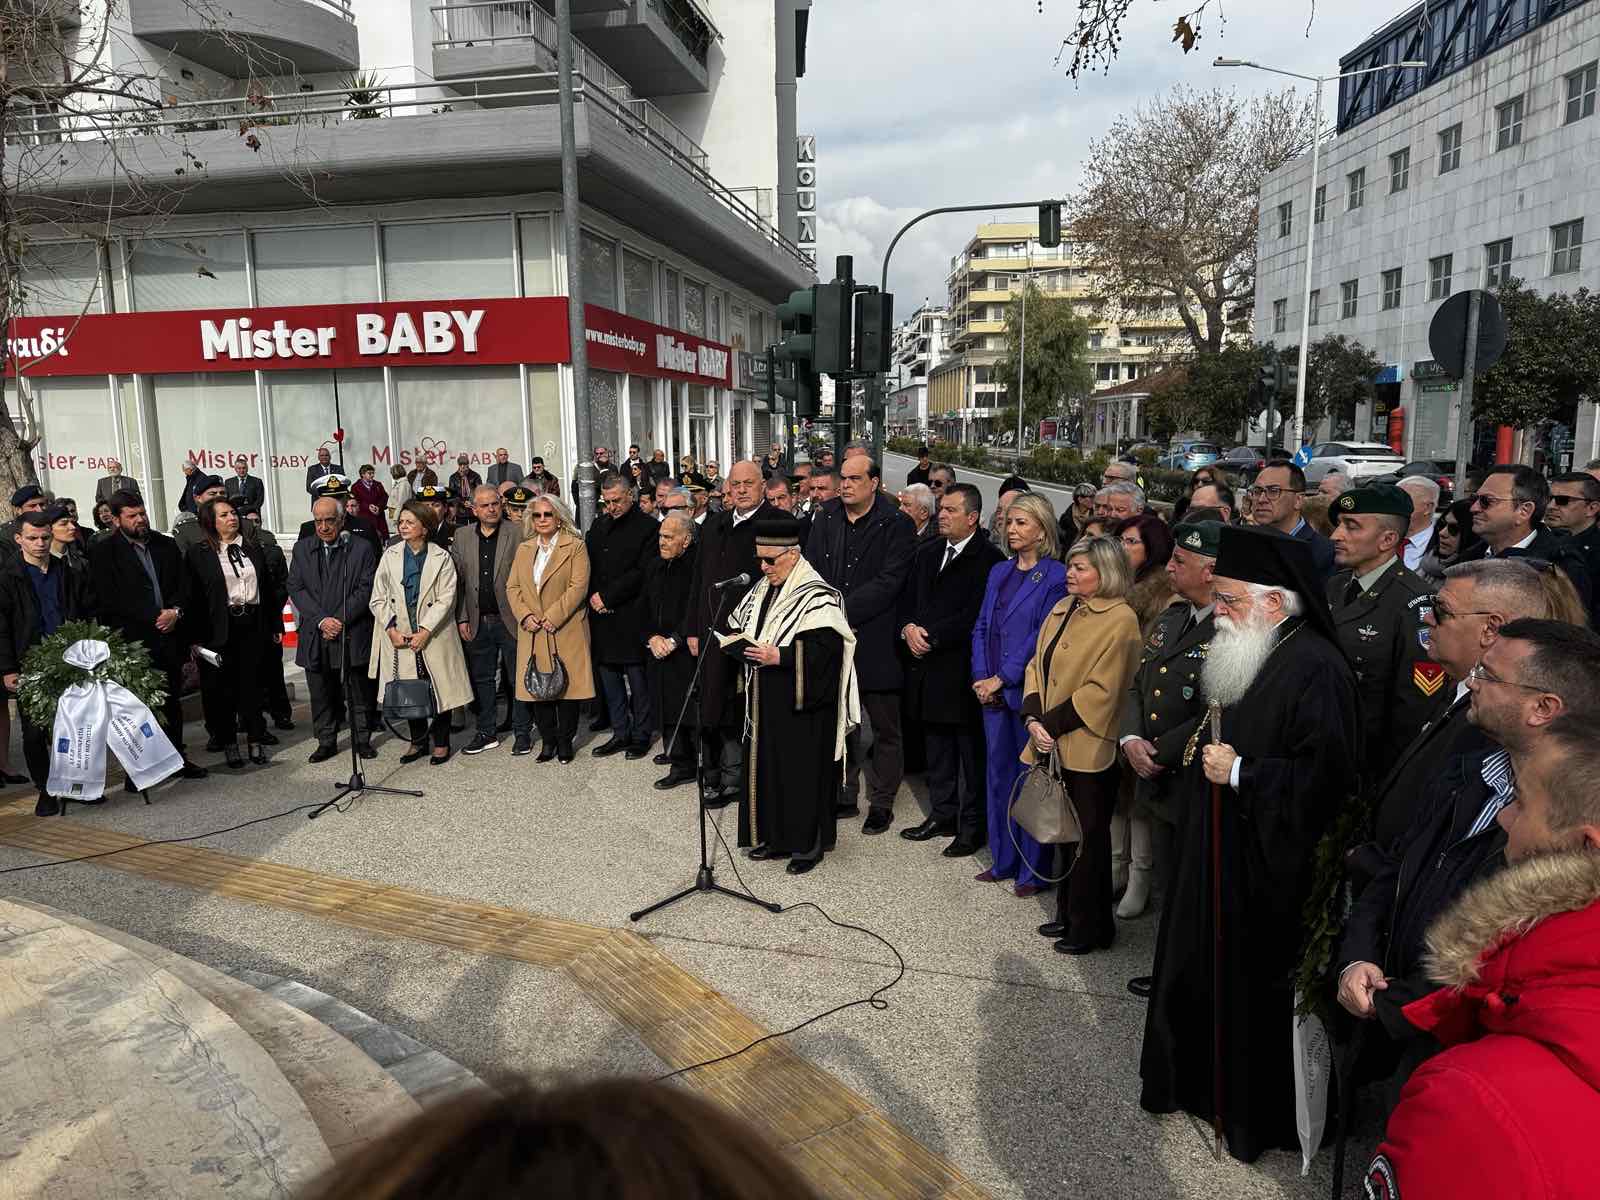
xmin=883 ymin=450 xmax=1087 ymax=526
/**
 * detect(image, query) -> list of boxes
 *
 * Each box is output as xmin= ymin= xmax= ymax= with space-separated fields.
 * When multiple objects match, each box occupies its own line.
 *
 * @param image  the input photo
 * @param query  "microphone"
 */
xmin=337 ymin=530 xmax=351 ymax=546
xmin=711 ymin=573 xmax=751 ymax=590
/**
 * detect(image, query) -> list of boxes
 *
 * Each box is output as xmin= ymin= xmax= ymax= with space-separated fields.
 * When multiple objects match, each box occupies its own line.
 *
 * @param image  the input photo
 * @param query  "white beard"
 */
xmin=1202 ymin=613 xmax=1277 ymax=708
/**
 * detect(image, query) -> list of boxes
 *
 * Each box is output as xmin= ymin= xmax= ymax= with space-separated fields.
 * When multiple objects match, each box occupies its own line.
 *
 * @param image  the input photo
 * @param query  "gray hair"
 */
xmin=1323 ymin=470 xmax=1351 ymax=490
xmin=1245 ymin=579 xmax=1304 ymax=618
xmin=1104 ymin=481 xmax=1147 ymax=511
xmin=1103 ymin=461 xmax=1137 ymax=483
xmin=1399 ymin=474 xmax=1441 ymax=512
xmin=900 ymin=483 xmax=934 ymax=518
xmin=1444 ymin=558 xmax=1552 ymax=620
xmin=667 ymin=486 xmax=692 ymax=504
xmin=661 ymin=511 xmax=695 ymax=539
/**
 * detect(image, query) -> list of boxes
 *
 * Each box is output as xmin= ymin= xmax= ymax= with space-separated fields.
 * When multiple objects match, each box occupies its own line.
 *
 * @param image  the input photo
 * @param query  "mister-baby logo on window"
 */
xmin=199 ymin=310 xmax=487 ymax=361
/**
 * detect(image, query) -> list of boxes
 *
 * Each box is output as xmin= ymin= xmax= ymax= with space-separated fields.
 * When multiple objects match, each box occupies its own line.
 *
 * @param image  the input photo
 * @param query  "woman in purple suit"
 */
xmin=971 ymin=493 xmax=1068 ymax=897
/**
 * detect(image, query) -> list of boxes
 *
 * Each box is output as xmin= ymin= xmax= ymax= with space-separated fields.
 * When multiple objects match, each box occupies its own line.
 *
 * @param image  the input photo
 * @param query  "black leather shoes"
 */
xmin=747 ymin=845 xmax=790 ymax=861
xmin=223 ymin=743 xmax=245 ymax=769
xmin=257 ymin=730 xmax=280 ymax=747
xmin=274 ymin=716 xmax=295 ymax=731
xmin=178 ymin=760 xmax=208 ymax=780
xmin=400 ymin=744 xmax=428 ymax=765
xmin=942 ymin=839 xmax=982 ymax=858
xmin=786 ymin=858 xmax=818 ymax=875
xmin=900 ymin=817 xmax=956 ymax=842
xmin=861 ymin=810 xmax=892 ymax=835
xmin=1036 ymin=922 xmax=1067 ymax=939
xmin=557 ymin=739 xmax=576 ymax=764
xmin=652 ymin=752 xmax=671 ymax=766
xmin=624 ymin=744 xmax=652 ymax=760
xmin=588 ymin=715 xmax=611 ymax=733
xmin=356 ymin=744 xmax=378 ymax=761
xmin=1127 ymin=975 xmax=1154 ymax=999
xmin=1054 ymin=930 xmax=1116 ymax=956
xmin=536 ymin=743 xmax=558 ymax=762
xmin=308 ymin=744 xmax=339 ymax=764
xmin=702 ymin=790 xmax=735 ymax=810
xmin=654 ymin=769 xmax=696 ymax=790
xmin=34 ymin=792 xmax=60 ymax=817
xmin=592 ymin=737 xmax=627 ymax=758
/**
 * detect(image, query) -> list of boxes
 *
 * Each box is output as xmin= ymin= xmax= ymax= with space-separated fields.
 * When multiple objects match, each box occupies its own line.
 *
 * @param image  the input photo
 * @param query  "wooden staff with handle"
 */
xmin=1208 ymin=698 xmax=1225 ymax=1161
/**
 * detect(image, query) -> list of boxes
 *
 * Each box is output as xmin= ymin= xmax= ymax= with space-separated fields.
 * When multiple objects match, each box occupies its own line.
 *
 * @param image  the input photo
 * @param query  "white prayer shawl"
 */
xmin=718 ymin=555 xmax=859 ymax=763
xmin=45 ymin=638 xmax=182 ymax=800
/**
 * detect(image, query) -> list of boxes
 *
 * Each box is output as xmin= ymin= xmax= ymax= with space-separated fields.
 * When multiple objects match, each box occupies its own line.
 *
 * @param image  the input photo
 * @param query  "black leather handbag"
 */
xmin=382 ymin=645 xmax=435 ymax=722
xmin=523 ymin=629 xmax=568 ymax=701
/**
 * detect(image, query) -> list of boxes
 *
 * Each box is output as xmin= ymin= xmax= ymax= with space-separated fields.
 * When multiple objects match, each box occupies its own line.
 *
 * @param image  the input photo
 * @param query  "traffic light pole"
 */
xmin=833 ymin=255 xmax=855 ymax=462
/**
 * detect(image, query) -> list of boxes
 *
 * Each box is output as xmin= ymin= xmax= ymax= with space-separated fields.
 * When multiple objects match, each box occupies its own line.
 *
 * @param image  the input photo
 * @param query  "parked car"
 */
xmin=1118 ymin=440 xmax=1165 ymax=464
xmin=1216 ymin=445 xmax=1269 ymax=482
xmin=1159 ymin=441 xmax=1221 ymax=472
xmin=1364 ymin=458 xmax=1466 ymax=497
xmin=1302 ymin=441 xmax=1407 ymax=483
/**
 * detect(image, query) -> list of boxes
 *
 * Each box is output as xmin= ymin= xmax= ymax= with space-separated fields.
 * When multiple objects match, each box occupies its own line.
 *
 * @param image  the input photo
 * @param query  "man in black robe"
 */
xmin=719 ymin=516 xmax=856 ymax=875
xmin=1139 ymin=525 xmax=1360 ymax=1164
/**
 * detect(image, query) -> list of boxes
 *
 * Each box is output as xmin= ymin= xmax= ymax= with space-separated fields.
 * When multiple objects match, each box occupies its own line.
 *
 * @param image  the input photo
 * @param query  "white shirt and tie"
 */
xmin=940 ymin=533 xmax=975 ymax=573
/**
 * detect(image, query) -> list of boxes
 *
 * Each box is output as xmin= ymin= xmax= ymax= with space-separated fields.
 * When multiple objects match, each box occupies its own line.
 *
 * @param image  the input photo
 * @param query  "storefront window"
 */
xmin=709 ymin=292 xmax=721 ymax=341
xmin=128 ymin=234 xmax=247 ymax=311
xmin=29 ymin=376 xmax=114 ymax=509
xmin=383 ymin=219 xmax=514 ymax=302
xmin=627 ymin=375 xmax=655 ymax=455
xmin=683 ymin=278 xmax=705 ymax=336
xmin=394 ymin=365 xmax=522 ymax=478
xmin=148 ymin=372 xmax=262 ymax=531
xmin=264 ymin=370 xmax=386 ymax=528
xmin=254 ymin=226 xmax=378 ymax=307
xmin=580 ymin=230 xmax=617 ymax=309
xmin=622 ymin=249 xmax=654 ymax=319
xmin=661 ymin=268 xmax=679 ymax=327
xmin=519 ymin=216 xmax=555 ymax=296
xmin=527 ymin=365 xmax=562 ymax=481
xmin=117 ymin=377 xmax=145 ymax=498
xmin=587 ymin=370 xmax=621 ymax=456
xmin=21 ymin=240 xmax=104 ymax=316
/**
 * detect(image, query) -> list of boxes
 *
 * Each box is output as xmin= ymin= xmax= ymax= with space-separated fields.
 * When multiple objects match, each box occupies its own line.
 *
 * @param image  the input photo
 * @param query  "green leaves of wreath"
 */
xmin=17 ymin=621 xmax=168 ymax=727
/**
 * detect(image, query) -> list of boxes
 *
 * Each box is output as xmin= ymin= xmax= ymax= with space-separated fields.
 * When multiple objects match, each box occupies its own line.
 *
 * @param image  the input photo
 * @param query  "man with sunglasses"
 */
xmin=1546 ymin=471 xmax=1600 ymax=624
xmin=1468 ymin=464 xmax=1592 ymax=612
xmin=1336 ymin=619 xmax=1600 ymax=1113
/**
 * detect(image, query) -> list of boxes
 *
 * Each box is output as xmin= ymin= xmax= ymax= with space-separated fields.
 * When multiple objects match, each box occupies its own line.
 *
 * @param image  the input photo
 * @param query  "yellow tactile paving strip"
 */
xmin=0 ymin=806 xmax=984 ymax=1200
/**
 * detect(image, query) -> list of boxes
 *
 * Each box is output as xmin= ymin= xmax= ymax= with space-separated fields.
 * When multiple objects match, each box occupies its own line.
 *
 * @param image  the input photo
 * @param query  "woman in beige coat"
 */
xmin=506 ymin=494 xmax=595 ymax=763
xmin=1020 ymin=535 xmax=1142 ymax=957
xmin=369 ymin=501 xmax=473 ymax=764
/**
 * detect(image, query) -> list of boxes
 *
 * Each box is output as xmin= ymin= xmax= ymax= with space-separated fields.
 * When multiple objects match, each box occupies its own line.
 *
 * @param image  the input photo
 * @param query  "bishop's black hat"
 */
xmin=1214 ymin=525 xmax=1339 ymax=646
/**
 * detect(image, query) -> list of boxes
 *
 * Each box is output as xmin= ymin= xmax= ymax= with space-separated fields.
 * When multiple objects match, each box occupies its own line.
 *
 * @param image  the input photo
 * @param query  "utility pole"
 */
xmin=1015 ymin=251 xmax=1029 ymax=456
xmin=555 ymin=0 xmax=594 ymax=527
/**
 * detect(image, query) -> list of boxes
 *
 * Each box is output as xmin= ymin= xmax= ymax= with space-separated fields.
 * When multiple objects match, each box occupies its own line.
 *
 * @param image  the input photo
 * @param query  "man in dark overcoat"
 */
xmin=585 ymin=471 xmax=659 ymax=758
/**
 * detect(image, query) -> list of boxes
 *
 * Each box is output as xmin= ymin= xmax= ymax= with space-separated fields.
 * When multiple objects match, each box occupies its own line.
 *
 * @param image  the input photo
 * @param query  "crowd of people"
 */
xmin=6 ymin=434 xmax=1600 ymax=1187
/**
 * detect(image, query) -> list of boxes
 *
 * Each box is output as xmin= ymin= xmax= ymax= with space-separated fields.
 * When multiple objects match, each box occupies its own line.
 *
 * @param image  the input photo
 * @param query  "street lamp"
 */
xmin=1215 ymin=56 xmax=1427 ymax=458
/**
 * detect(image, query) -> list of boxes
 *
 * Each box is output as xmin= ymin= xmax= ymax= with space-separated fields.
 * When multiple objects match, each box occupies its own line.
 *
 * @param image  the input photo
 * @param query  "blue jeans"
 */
xmin=466 ymin=615 xmax=529 ymax=738
xmin=598 ymin=662 xmax=654 ymax=748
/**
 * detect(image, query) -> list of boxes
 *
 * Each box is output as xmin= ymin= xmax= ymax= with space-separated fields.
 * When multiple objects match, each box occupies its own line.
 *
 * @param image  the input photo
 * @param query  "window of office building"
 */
xmin=395 ymin=365 xmax=522 ymax=470
xmin=1389 ymin=147 xmax=1410 ymax=193
xmin=1341 ymin=279 xmax=1358 ymax=319
xmin=1309 ymin=288 xmax=1321 ymax=326
xmin=1382 ymin=268 xmax=1403 ymax=310
xmin=1347 ymin=168 xmax=1365 ymax=211
xmin=20 ymin=240 xmax=104 ymax=316
xmin=1429 ymin=254 xmax=1453 ymax=300
xmin=682 ymin=278 xmax=706 ymax=336
xmin=1485 ymin=238 xmax=1514 ymax=287
xmin=264 ymin=369 xmax=386 ymax=527
xmin=383 ymin=220 xmax=514 ymax=302
xmin=31 ymin=376 xmax=116 ymax=508
xmin=1495 ymin=95 xmax=1524 ymax=150
xmin=579 ymin=229 xmax=617 ymax=310
xmin=1438 ymin=123 xmax=1462 ymax=173
xmin=1552 ymin=218 xmax=1584 ymax=274
xmin=148 ymin=373 xmax=262 ymax=523
xmin=1277 ymin=202 xmax=1292 ymax=238
xmin=518 ymin=215 xmax=556 ymax=297
xmin=1096 ymin=363 xmax=1117 ymax=382
xmin=1272 ymin=298 xmax=1287 ymax=333
xmin=254 ymin=226 xmax=378 ymax=308
xmin=621 ymin=248 xmax=654 ymax=319
xmin=1566 ymin=62 xmax=1598 ymax=124
xmin=1314 ymin=184 xmax=1326 ymax=224
xmin=128 ymin=233 xmax=247 ymax=310
xmin=661 ymin=268 xmax=679 ymax=327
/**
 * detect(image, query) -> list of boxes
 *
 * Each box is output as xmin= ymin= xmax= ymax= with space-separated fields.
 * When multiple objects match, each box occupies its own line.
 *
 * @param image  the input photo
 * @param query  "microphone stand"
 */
xmin=309 ymin=531 xmax=424 ymax=818
xmin=629 ymin=577 xmax=780 ymax=921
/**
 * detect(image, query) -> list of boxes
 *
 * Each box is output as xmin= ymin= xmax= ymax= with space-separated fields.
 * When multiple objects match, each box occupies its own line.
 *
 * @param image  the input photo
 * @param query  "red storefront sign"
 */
xmin=4 ymin=297 xmax=732 ymax=387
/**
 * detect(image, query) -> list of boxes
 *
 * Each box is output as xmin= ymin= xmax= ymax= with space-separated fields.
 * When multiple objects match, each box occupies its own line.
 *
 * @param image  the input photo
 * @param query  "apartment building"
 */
xmin=1254 ymin=0 xmax=1600 ymax=468
xmin=4 ymin=0 xmax=814 ymax=530
xmin=884 ymin=301 xmax=950 ymax=435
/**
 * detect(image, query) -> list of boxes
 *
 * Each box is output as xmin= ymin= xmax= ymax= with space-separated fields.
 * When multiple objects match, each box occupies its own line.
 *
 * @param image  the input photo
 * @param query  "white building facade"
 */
xmin=885 ymin=302 xmax=949 ymax=435
xmin=1254 ymin=0 xmax=1600 ymax=469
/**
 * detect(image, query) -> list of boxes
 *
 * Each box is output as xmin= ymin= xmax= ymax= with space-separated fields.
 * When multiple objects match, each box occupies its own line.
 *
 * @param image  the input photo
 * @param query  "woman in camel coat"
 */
xmin=369 ymin=501 xmax=473 ymax=764
xmin=505 ymin=493 xmax=595 ymax=763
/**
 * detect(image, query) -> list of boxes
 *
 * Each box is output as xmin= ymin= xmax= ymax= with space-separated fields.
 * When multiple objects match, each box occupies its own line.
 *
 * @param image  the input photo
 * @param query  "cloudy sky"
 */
xmin=798 ymin=0 xmax=1408 ymax=310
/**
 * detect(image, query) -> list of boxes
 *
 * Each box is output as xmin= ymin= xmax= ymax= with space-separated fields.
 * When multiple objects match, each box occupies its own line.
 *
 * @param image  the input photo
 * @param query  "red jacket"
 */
xmin=1365 ymin=851 xmax=1600 ymax=1200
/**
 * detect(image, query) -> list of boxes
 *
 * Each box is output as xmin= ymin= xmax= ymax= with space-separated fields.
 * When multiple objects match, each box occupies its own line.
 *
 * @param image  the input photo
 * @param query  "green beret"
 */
xmin=1173 ymin=521 xmax=1222 ymax=557
xmin=1335 ymin=483 xmax=1413 ymax=519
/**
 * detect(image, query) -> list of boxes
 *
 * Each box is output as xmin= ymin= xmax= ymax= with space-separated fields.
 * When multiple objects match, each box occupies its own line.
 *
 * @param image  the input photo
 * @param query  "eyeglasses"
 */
xmin=1549 ymin=495 xmax=1594 ymax=507
xmin=1211 ymin=590 xmax=1248 ymax=608
xmin=1470 ymin=493 xmax=1512 ymax=509
xmin=532 ymin=510 xmax=557 ymax=520
xmin=1245 ymin=485 xmax=1303 ymax=500
xmin=1465 ymin=662 xmax=1547 ymax=692
xmin=1442 ymin=522 xmax=1461 ymax=534
xmin=1424 ymin=602 xmax=1494 ymax=624
xmin=756 ymin=549 xmax=796 ymax=567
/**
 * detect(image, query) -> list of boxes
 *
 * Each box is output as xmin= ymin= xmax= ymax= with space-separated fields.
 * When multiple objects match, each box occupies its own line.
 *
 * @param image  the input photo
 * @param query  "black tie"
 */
xmin=1180 ymin=609 xmax=1196 ymax=638
xmin=1343 ymin=578 xmax=1361 ymax=606
xmin=941 ymin=543 xmax=957 ymax=573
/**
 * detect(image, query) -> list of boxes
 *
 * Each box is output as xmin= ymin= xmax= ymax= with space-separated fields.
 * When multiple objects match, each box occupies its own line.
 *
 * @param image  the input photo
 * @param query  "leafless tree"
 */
xmin=1041 ymin=0 xmax=1319 ymax=79
xmin=1067 ymin=85 xmax=1318 ymax=358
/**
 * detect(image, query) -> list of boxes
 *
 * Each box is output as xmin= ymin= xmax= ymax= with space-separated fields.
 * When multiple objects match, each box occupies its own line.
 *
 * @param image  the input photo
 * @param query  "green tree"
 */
xmin=1475 ymin=279 xmax=1600 ymax=427
xmin=990 ymin=282 xmax=1094 ymax=434
xmin=1147 ymin=343 xmax=1264 ymax=442
xmin=1272 ymin=334 xmax=1382 ymax=439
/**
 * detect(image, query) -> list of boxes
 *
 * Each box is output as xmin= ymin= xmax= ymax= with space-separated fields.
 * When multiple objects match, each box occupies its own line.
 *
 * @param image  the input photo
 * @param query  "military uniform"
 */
xmin=1118 ymin=599 xmax=1214 ymax=825
xmin=1327 ymin=554 xmax=1446 ymax=788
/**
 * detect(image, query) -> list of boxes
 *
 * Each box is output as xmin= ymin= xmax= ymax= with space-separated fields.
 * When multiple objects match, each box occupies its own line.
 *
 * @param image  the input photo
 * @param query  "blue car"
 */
xmin=1159 ymin=441 xmax=1220 ymax=471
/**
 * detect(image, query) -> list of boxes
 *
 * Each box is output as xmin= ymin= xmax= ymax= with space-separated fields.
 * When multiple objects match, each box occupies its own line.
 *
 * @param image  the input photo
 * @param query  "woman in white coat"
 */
xmin=370 ymin=500 xmax=472 ymax=764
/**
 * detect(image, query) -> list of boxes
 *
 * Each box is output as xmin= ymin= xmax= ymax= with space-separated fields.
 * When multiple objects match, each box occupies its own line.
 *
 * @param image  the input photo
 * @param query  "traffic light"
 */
xmin=1258 ymin=350 xmax=1279 ymax=400
xmin=854 ymin=290 xmax=893 ymax=375
xmin=775 ymin=360 xmax=820 ymax=420
xmin=812 ymin=281 xmax=850 ymax=375
xmin=1277 ymin=356 xmax=1300 ymax=396
xmin=1039 ymin=202 xmax=1061 ymax=248
xmin=775 ymin=289 xmax=822 ymax=420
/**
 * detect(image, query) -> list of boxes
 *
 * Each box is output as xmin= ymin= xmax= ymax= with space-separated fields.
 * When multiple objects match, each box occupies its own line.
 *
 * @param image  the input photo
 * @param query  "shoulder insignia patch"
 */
xmin=1149 ymin=626 xmax=1167 ymax=650
xmin=1363 ymin=1153 xmax=1399 ymax=1199
xmin=1413 ymin=661 xmax=1446 ymax=697
xmin=1417 ymin=627 xmax=1431 ymax=651
xmin=1407 ymin=593 xmax=1433 ymax=611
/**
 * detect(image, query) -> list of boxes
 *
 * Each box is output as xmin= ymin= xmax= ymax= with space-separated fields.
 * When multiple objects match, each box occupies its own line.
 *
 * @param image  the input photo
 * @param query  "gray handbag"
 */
xmin=523 ymin=628 xmax=568 ymax=701
xmin=1007 ymin=745 xmax=1083 ymax=883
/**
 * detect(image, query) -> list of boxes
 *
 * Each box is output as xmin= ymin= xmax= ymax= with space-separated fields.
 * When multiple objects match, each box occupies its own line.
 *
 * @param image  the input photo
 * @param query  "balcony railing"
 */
xmin=429 ymin=1 xmax=706 ymax=169
xmin=305 ymin=0 xmax=356 ymax=21
xmin=4 ymin=70 xmax=808 ymax=271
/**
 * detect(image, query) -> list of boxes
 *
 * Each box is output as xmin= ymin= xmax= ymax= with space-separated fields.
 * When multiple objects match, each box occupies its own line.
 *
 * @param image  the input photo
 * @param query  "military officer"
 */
xmin=1327 ymin=484 xmax=1446 ymax=790
xmin=1118 ymin=518 xmax=1219 ymax=1000
xmin=503 ymin=485 xmax=535 ymax=526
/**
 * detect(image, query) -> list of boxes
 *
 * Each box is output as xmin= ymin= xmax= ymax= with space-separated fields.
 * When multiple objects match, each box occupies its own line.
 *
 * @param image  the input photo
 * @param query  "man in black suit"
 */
xmin=305 ymin=446 xmax=344 ymax=494
xmin=297 ymin=476 xmax=383 ymax=556
xmin=224 ymin=460 xmax=265 ymax=509
xmin=86 ymin=491 xmax=207 ymax=782
xmin=95 ymin=459 xmax=139 ymax=505
xmin=288 ymin=496 xmax=380 ymax=763
xmin=804 ymin=455 xmax=917 ymax=834
xmin=585 ymin=471 xmax=659 ymax=758
xmin=1248 ymin=459 xmax=1335 ymax=583
xmin=1470 ymin=463 xmax=1591 ymax=610
xmin=486 ymin=447 xmax=524 ymax=488
xmin=898 ymin=483 xmax=1002 ymax=854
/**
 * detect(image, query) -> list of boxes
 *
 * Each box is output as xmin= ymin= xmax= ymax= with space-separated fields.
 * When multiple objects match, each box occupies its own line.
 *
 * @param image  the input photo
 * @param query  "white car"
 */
xmin=1302 ymin=441 xmax=1407 ymax=483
